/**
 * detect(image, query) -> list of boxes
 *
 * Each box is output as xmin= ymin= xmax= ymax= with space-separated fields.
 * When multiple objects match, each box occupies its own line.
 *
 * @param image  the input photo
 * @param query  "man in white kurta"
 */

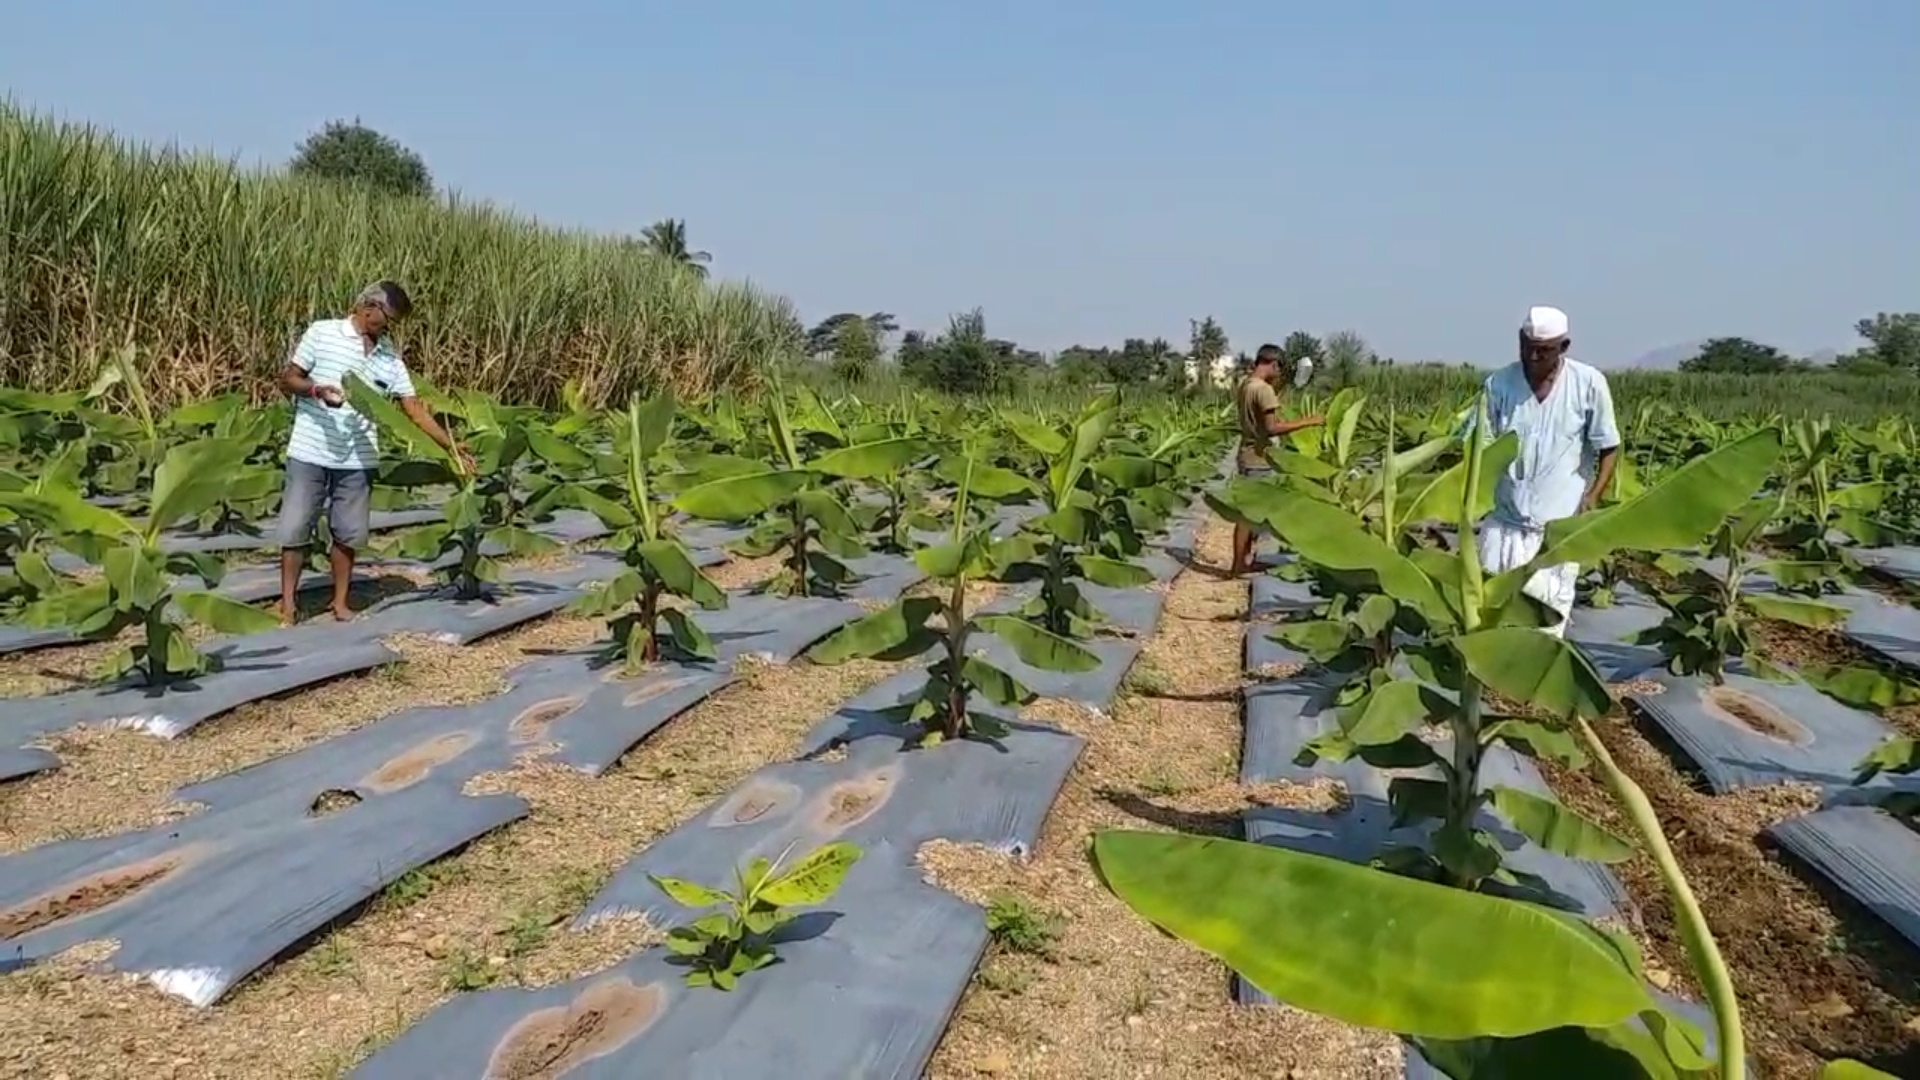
xmin=1471 ymin=306 xmax=1622 ymax=638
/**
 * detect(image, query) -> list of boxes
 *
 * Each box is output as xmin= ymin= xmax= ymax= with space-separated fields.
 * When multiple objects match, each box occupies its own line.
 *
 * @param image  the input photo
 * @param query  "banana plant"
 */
xmin=806 ymin=449 xmax=1095 ymax=746
xmin=1207 ymin=408 xmax=1518 ymax=701
xmin=992 ymin=390 xmax=1160 ymax=638
xmin=0 ymin=441 xmax=90 ymax=617
xmin=566 ymin=391 xmax=727 ymax=669
xmin=1770 ymin=417 xmax=1901 ymax=567
xmin=0 ymin=439 xmax=283 ymax=686
xmin=1565 ymin=442 xmax=1650 ymax=610
xmin=1094 ymin=409 xmax=1791 ymax=1078
xmin=347 ymin=377 xmax=584 ymax=600
xmin=671 ymin=385 xmax=925 ymax=598
xmin=1634 ymin=496 xmax=1852 ymax=684
xmin=853 ymin=412 xmax=946 ymax=556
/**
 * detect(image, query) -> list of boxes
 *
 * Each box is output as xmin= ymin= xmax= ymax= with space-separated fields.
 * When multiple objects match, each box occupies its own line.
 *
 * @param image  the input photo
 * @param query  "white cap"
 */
xmin=1522 ymin=305 xmax=1569 ymax=341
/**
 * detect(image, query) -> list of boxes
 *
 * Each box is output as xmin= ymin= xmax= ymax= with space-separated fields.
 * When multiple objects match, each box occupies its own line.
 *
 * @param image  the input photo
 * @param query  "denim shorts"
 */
xmin=274 ymin=460 xmax=373 ymax=550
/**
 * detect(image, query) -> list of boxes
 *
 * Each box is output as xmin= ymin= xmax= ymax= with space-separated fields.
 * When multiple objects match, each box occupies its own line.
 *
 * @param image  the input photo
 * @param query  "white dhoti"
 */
xmin=1478 ymin=522 xmax=1577 ymax=638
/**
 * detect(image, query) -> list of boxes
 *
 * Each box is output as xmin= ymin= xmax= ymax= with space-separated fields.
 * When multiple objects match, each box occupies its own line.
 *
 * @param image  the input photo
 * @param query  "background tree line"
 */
xmin=279 ymin=116 xmax=1920 ymax=415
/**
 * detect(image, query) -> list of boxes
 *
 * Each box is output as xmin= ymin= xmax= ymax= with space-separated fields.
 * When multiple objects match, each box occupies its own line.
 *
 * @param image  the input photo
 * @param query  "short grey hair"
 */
xmin=354 ymin=280 xmax=412 ymax=318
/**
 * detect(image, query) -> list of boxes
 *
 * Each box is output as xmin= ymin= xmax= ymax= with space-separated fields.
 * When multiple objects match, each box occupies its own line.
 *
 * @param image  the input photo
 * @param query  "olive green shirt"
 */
xmin=1236 ymin=375 xmax=1282 ymax=469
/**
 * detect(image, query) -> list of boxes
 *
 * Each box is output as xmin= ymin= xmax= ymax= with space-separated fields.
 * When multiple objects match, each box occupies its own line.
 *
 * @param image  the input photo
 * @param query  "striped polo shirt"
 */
xmin=285 ymin=317 xmax=417 ymax=471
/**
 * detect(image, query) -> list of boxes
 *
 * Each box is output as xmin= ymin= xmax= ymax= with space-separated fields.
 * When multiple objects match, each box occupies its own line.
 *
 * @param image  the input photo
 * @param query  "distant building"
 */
xmin=1183 ymin=352 xmax=1238 ymax=389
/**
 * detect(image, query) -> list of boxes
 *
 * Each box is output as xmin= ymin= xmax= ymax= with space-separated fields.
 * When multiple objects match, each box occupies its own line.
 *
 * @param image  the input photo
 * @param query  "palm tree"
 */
xmin=640 ymin=218 xmax=712 ymax=278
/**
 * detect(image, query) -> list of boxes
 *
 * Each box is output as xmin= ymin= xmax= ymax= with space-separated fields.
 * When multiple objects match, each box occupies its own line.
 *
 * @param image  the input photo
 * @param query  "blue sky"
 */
xmin=5 ymin=1 xmax=1915 ymax=367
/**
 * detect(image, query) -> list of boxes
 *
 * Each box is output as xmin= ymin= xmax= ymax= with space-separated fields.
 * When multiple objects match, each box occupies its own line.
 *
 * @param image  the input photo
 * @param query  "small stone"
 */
xmin=1646 ymin=966 xmax=1673 ymax=990
xmin=1808 ymin=991 xmax=1854 ymax=1019
xmin=394 ymin=930 xmax=418 ymax=945
xmin=421 ymin=935 xmax=450 ymax=959
xmin=975 ymin=1050 xmax=1012 ymax=1074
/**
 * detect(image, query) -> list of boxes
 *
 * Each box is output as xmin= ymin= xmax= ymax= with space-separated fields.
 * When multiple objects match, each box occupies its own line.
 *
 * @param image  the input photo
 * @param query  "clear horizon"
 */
xmin=4 ymin=1 xmax=1914 ymax=368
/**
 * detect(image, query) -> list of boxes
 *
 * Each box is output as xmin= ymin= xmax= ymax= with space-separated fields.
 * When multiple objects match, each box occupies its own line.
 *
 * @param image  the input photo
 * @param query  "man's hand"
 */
xmin=451 ymin=443 xmax=476 ymax=476
xmin=1578 ymin=490 xmax=1602 ymax=514
xmin=1300 ymin=414 xmax=1326 ymax=427
xmin=312 ymin=384 xmax=345 ymax=408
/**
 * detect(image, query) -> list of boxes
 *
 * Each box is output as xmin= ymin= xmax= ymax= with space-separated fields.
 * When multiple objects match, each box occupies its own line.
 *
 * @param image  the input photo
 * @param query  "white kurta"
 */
xmin=1468 ymin=359 xmax=1621 ymax=637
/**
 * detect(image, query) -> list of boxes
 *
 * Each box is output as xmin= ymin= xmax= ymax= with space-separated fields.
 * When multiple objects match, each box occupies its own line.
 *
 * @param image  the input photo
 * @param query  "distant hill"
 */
xmin=1607 ymin=341 xmax=1840 ymax=371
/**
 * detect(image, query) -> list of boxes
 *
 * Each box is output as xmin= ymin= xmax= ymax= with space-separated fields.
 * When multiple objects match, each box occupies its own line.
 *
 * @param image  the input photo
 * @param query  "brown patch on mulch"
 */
xmin=924 ymin=513 xmax=1401 ymax=1080
xmin=484 ymin=975 xmax=667 ymax=1080
xmin=0 ymin=616 xmax=901 ymax=1079
xmin=0 ymin=620 xmax=598 ymax=854
xmin=1541 ymin=715 xmax=1920 ymax=1078
xmin=0 ymin=538 xmax=884 ymax=1079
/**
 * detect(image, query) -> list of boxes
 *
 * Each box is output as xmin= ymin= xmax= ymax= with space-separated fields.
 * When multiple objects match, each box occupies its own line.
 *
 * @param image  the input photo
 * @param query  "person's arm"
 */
xmin=1579 ymin=374 xmax=1623 ymax=512
xmin=388 ymin=358 xmax=473 ymax=473
xmin=1256 ymin=383 xmax=1324 ymax=436
xmin=277 ymin=328 xmax=337 ymax=403
xmin=1268 ymin=414 xmax=1325 ymax=436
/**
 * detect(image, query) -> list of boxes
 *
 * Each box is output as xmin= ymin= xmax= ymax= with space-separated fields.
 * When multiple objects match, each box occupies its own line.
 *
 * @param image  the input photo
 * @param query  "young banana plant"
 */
xmin=1636 ymin=492 xmax=1852 ymax=684
xmin=0 ymin=438 xmax=283 ymax=686
xmin=993 ymin=390 xmax=1156 ymax=638
xmin=805 ymin=448 xmax=1096 ymax=745
xmin=671 ymin=384 xmax=925 ymax=598
xmin=1094 ymin=399 xmax=1789 ymax=1079
xmin=348 ymin=378 xmax=583 ymax=600
xmin=566 ymin=391 xmax=727 ymax=669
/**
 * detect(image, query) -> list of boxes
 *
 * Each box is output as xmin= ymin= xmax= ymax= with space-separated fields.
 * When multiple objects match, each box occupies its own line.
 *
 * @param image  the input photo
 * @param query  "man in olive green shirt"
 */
xmin=1231 ymin=344 xmax=1323 ymax=575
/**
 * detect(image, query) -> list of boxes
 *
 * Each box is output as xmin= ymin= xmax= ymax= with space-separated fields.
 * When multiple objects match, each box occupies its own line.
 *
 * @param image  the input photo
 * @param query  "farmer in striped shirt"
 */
xmin=273 ymin=281 xmax=470 ymax=623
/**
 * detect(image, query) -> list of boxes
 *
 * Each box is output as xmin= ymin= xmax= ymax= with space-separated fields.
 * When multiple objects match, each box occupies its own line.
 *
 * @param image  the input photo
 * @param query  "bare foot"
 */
xmin=277 ymin=602 xmax=297 ymax=626
xmin=331 ymin=604 xmax=355 ymax=622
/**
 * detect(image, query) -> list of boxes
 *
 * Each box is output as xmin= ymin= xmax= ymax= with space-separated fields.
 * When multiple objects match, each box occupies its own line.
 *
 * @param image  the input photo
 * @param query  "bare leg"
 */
xmin=1230 ymin=521 xmax=1253 ymax=576
xmin=277 ymin=548 xmax=305 ymax=624
xmin=330 ymin=542 xmax=356 ymax=621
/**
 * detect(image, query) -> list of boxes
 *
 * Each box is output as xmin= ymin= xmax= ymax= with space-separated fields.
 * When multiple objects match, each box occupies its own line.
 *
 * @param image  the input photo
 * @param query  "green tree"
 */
xmin=896 ymin=329 xmax=931 ymax=377
xmin=903 ymin=309 xmax=1010 ymax=394
xmin=1107 ymin=338 xmax=1158 ymax=385
xmin=805 ymin=312 xmax=897 ymax=357
xmin=1833 ymin=350 xmax=1903 ymax=377
xmin=1053 ymin=347 xmax=1108 ymax=385
xmin=806 ymin=314 xmax=861 ymax=356
xmin=1854 ymin=312 xmax=1920 ymax=370
xmin=829 ymin=317 xmax=882 ymax=383
xmin=288 ymin=120 xmax=433 ymax=198
xmin=1280 ymin=331 xmax=1323 ymax=368
xmin=1679 ymin=337 xmax=1792 ymax=374
xmin=1321 ymin=329 xmax=1369 ymax=389
xmin=1188 ymin=317 xmax=1229 ymax=387
xmin=1144 ymin=336 xmax=1178 ymax=383
xmin=641 ymin=219 xmax=712 ymax=278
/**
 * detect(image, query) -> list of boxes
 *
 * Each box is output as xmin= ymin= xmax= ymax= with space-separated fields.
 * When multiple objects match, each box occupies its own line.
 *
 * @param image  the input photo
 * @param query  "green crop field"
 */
xmin=3 ymin=103 xmax=1920 ymax=1080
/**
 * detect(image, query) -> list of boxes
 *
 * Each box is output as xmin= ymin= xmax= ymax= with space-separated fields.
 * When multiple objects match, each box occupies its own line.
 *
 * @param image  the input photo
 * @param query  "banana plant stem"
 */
xmin=1575 ymin=717 xmax=1745 ymax=1080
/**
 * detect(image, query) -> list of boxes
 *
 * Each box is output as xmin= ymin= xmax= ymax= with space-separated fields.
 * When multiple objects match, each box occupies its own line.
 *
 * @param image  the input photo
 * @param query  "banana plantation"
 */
xmin=2 ymin=371 xmax=1919 ymax=1079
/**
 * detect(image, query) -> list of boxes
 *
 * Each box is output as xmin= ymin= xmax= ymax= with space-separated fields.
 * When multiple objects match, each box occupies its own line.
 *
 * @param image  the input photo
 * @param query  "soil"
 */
xmin=1544 ymin=570 xmax=1920 ymax=1079
xmin=0 ymin=554 xmax=905 ymax=1079
xmin=0 ymin=845 xmax=206 ymax=942
xmin=921 ymin=515 xmax=1402 ymax=1079
xmin=1703 ymin=686 xmax=1812 ymax=745
xmin=6 ymin=515 xmax=1920 ymax=1079
xmin=484 ymin=975 xmax=666 ymax=1080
